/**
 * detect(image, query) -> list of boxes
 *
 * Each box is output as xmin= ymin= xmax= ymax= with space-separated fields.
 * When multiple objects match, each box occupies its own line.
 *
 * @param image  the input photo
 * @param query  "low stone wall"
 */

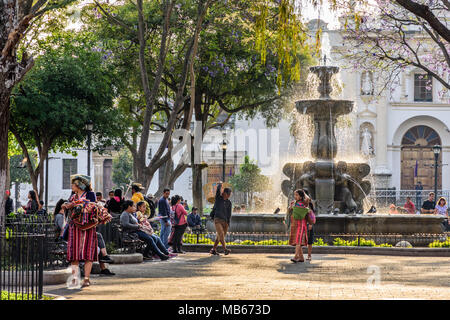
xmin=315 ymin=214 xmax=446 ymax=234
xmin=206 ymin=213 xmax=287 ymax=233
xmin=2 ymin=267 xmax=73 ymax=286
xmin=109 ymin=253 xmax=143 ymax=264
xmin=184 ymin=244 xmax=450 ymax=257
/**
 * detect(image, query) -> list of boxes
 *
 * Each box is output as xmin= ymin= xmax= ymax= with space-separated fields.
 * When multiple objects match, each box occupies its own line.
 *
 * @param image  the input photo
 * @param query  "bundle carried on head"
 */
xmin=70 ymin=174 xmax=91 ymax=191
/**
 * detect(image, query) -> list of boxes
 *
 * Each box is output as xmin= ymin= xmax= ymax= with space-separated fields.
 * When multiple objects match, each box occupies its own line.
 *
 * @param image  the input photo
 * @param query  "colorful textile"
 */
xmin=288 ymin=216 xmax=308 ymax=246
xmin=67 ymin=192 xmax=98 ymax=262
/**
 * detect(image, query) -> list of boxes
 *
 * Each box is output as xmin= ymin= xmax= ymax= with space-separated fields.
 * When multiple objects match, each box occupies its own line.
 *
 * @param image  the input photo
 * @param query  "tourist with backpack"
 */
xmin=169 ymin=195 xmax=188 ymax=254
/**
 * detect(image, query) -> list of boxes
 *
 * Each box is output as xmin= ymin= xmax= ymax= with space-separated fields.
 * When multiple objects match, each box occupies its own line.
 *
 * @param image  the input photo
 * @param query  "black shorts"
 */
xmin=307 ymin=225 xmax=315 ymax=245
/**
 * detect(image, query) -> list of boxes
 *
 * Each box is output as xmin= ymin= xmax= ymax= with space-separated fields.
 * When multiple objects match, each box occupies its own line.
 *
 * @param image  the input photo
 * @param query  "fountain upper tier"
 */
xmin=296 ymin=65 xmax=353 ymax=120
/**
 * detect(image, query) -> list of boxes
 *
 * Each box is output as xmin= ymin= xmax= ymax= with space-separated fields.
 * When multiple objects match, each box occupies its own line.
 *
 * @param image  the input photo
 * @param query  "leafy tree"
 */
xmin=1 ymin=0 xmax=77 ymax=230
xmin=9 ymin=31 xmax=117 ymax=198
xmin=80 ymin=0 xmax=313 ymax=213
xmin=112 ymin=149 xmax=134 ymax=189
xmin=229 ymin=156 xmax=272 ymax=209
xmin=336 ymin=0 xmax=449 ymax=95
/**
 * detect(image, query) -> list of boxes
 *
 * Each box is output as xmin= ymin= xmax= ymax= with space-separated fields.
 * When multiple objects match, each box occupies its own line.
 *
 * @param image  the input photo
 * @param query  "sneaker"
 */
xmin=99 ymin=255 xmax=114 ymax=264
xmin=224 ymin=248 xmax=231 ymax=255
xmin=100 ymin=268 xmax=115 ymax=276
xmin=160 ymin=255 xmax=169 ymax=261
xmin=143 ymin=253 xmax=153 ymax=260
xmin=168 ymin=253 xmax=177 ymax=258
xmin=209 ymin=248 xmax=220 ymax=255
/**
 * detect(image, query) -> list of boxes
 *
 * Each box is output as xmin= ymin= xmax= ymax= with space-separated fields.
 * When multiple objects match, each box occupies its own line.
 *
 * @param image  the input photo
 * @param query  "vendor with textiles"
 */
xmin=62 ymin=174 xmax=100 ymax=288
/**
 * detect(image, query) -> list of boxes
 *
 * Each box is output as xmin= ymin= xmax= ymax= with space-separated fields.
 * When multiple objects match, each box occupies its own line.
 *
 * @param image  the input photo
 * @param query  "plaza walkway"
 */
xmin=45 ymin=253 xmax=450 ymax=300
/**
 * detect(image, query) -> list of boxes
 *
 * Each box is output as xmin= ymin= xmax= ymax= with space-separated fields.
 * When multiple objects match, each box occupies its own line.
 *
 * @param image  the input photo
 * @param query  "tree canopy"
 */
xmin=10 ymin=31 xmax=117 ymax=197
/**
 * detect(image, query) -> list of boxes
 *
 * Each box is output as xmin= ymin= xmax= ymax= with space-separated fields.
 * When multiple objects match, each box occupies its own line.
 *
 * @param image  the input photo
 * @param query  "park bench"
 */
xmin=112 ymin=222 xmax=145 ymax=254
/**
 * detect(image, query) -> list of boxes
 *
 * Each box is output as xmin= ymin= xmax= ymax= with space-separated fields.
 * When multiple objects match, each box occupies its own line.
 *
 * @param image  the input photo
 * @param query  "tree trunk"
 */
xmin=0 ymin=90 xmax=11 ymax=232
xmin=192 ymin=163 xmax=204 ymax=215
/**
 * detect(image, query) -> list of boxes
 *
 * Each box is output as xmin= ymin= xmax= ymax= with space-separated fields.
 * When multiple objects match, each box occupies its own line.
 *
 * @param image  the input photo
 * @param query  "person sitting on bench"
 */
xmin=187 ymin=207 xmax=204 ymax=232
xmin=120 ymin=200 xmax=169 ymax=261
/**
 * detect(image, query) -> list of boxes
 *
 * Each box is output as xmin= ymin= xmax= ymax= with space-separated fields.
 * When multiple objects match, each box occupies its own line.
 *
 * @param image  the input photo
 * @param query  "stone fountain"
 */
xmin=281 ymin=65 xmax=371 ymax=215
xmin=205 ymin=64 xmax=446 ymax=237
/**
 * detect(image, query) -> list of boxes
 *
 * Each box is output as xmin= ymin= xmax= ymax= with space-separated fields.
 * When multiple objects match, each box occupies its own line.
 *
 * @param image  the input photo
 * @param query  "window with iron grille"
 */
xmin=414 ymin=74 xmax=432 ymax=102
xmin=62 ymin=159 xmax=77 ymax=189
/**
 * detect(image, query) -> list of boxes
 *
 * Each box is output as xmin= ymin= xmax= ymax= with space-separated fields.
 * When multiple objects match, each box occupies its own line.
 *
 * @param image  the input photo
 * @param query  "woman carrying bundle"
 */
xmin=62 ymin=174 xmax=100 ymax=288
xmin=288 ymin=189 xmax=311 ymax=263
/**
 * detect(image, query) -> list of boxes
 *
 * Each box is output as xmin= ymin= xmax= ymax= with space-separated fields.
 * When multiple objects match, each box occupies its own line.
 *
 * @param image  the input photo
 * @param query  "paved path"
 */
xmin=45 ymin=253 xmax=450 ymax=300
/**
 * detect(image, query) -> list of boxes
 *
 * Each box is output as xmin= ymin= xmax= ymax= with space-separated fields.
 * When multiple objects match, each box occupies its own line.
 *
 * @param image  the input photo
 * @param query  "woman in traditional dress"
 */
xmin=62 ymin=174 xmax=98 ymax=288
xmin=288 ymin=189 xmax=309 ymax=263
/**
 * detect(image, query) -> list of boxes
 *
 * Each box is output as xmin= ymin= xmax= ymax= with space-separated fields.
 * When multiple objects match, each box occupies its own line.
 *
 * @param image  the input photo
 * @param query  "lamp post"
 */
xmin=85 ymin=120 xmax=94 ymax=176
xmin=432 ymin=144 xmax=441 ymax=200
xmin=221 ymin=132 xmax=227 ymax=182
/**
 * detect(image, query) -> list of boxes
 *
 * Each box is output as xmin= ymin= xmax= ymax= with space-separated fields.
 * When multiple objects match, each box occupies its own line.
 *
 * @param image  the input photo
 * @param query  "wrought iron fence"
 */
xmin=0 ymin=232 xmax=44 ymax=300
xmin=369 ymin=189 xmax=450 ymax=210
xmin=181 ymin=231 xmax=449 ymax=248
xmin=5 ymin=214 xmax=68 ymax=270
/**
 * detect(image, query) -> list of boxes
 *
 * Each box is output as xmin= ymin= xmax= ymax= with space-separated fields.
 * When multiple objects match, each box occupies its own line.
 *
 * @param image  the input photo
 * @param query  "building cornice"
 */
xmin=390 ymin=102 xmax=450 ymax=109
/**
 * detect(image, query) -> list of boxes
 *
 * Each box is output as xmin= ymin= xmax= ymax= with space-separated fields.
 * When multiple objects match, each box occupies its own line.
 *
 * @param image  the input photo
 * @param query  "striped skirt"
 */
xmin=67 ymin=222 xmax=98 ymax=262
xmin=288 ymin=217 xmax=308 ymax=246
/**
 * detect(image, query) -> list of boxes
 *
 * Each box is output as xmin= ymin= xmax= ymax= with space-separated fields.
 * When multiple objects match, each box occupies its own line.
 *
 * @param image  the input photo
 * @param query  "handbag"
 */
xmin=292 ymin=206 xmax=309 ymax=220
xmin=306 ymin=210 xmax=316 ymax=224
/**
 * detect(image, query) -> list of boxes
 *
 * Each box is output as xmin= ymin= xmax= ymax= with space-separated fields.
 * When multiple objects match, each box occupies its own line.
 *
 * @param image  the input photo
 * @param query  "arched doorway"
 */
xmin=401 ymin=125 xmax=442 ymax=190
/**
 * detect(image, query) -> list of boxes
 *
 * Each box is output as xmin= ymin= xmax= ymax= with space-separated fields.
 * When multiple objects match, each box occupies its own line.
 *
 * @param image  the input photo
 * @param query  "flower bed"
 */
xmin=1 ymin=291 xmax=53 ymax=300
xmin=428 ymin=237 xmax=450 ymax=248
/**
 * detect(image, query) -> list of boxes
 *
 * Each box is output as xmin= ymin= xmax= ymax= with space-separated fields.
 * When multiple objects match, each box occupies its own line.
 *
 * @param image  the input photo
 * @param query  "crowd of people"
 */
xmin=48 ymin=176 xmax=211 ymax=288
xmin=387 ymin=192 xmax=450 ymax=231
xmin=5 ymin=175 xmax=448 ymax=285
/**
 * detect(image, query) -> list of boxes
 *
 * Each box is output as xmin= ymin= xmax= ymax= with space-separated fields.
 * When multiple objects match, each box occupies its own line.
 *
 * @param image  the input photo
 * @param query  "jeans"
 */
xmin=97 ymin=232 xmax=106 ymax=249
xmin=136 ymin=230 xmax=169 ymax=258
xmin=160 ymin=220 xmax=172 ymax=249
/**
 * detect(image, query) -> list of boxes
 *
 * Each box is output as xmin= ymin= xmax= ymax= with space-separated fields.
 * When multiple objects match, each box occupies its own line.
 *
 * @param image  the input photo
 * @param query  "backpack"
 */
xmin=170 ymin=204 xmax=181 ymax=226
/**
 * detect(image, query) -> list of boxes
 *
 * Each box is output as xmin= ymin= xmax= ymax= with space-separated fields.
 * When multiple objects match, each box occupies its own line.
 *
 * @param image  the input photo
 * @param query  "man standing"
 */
xmin=158 ymin=188 xmax=172 ymax=249
xmin=421 ymin=192 xmax=436 ymax=214
xmin=5 ymin=191 xmax=13 ymax=216
xmin=210 ymin=182 xmax=232 ymax=256
xmin=415 ymin=181 xmax=423 ymax=208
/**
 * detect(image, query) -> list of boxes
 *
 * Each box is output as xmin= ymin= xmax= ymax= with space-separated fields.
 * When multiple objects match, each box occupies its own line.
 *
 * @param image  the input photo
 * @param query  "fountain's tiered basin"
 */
xmin=205 ymin=213 xmax=446 ymax=234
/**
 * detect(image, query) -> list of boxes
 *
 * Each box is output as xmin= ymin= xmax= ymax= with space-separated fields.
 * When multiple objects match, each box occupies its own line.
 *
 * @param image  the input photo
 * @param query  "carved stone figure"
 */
xmin=361 ymin=71 xmax=374 ymax=95
xmin=360 ymin=127 xmax=373 ymax=156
